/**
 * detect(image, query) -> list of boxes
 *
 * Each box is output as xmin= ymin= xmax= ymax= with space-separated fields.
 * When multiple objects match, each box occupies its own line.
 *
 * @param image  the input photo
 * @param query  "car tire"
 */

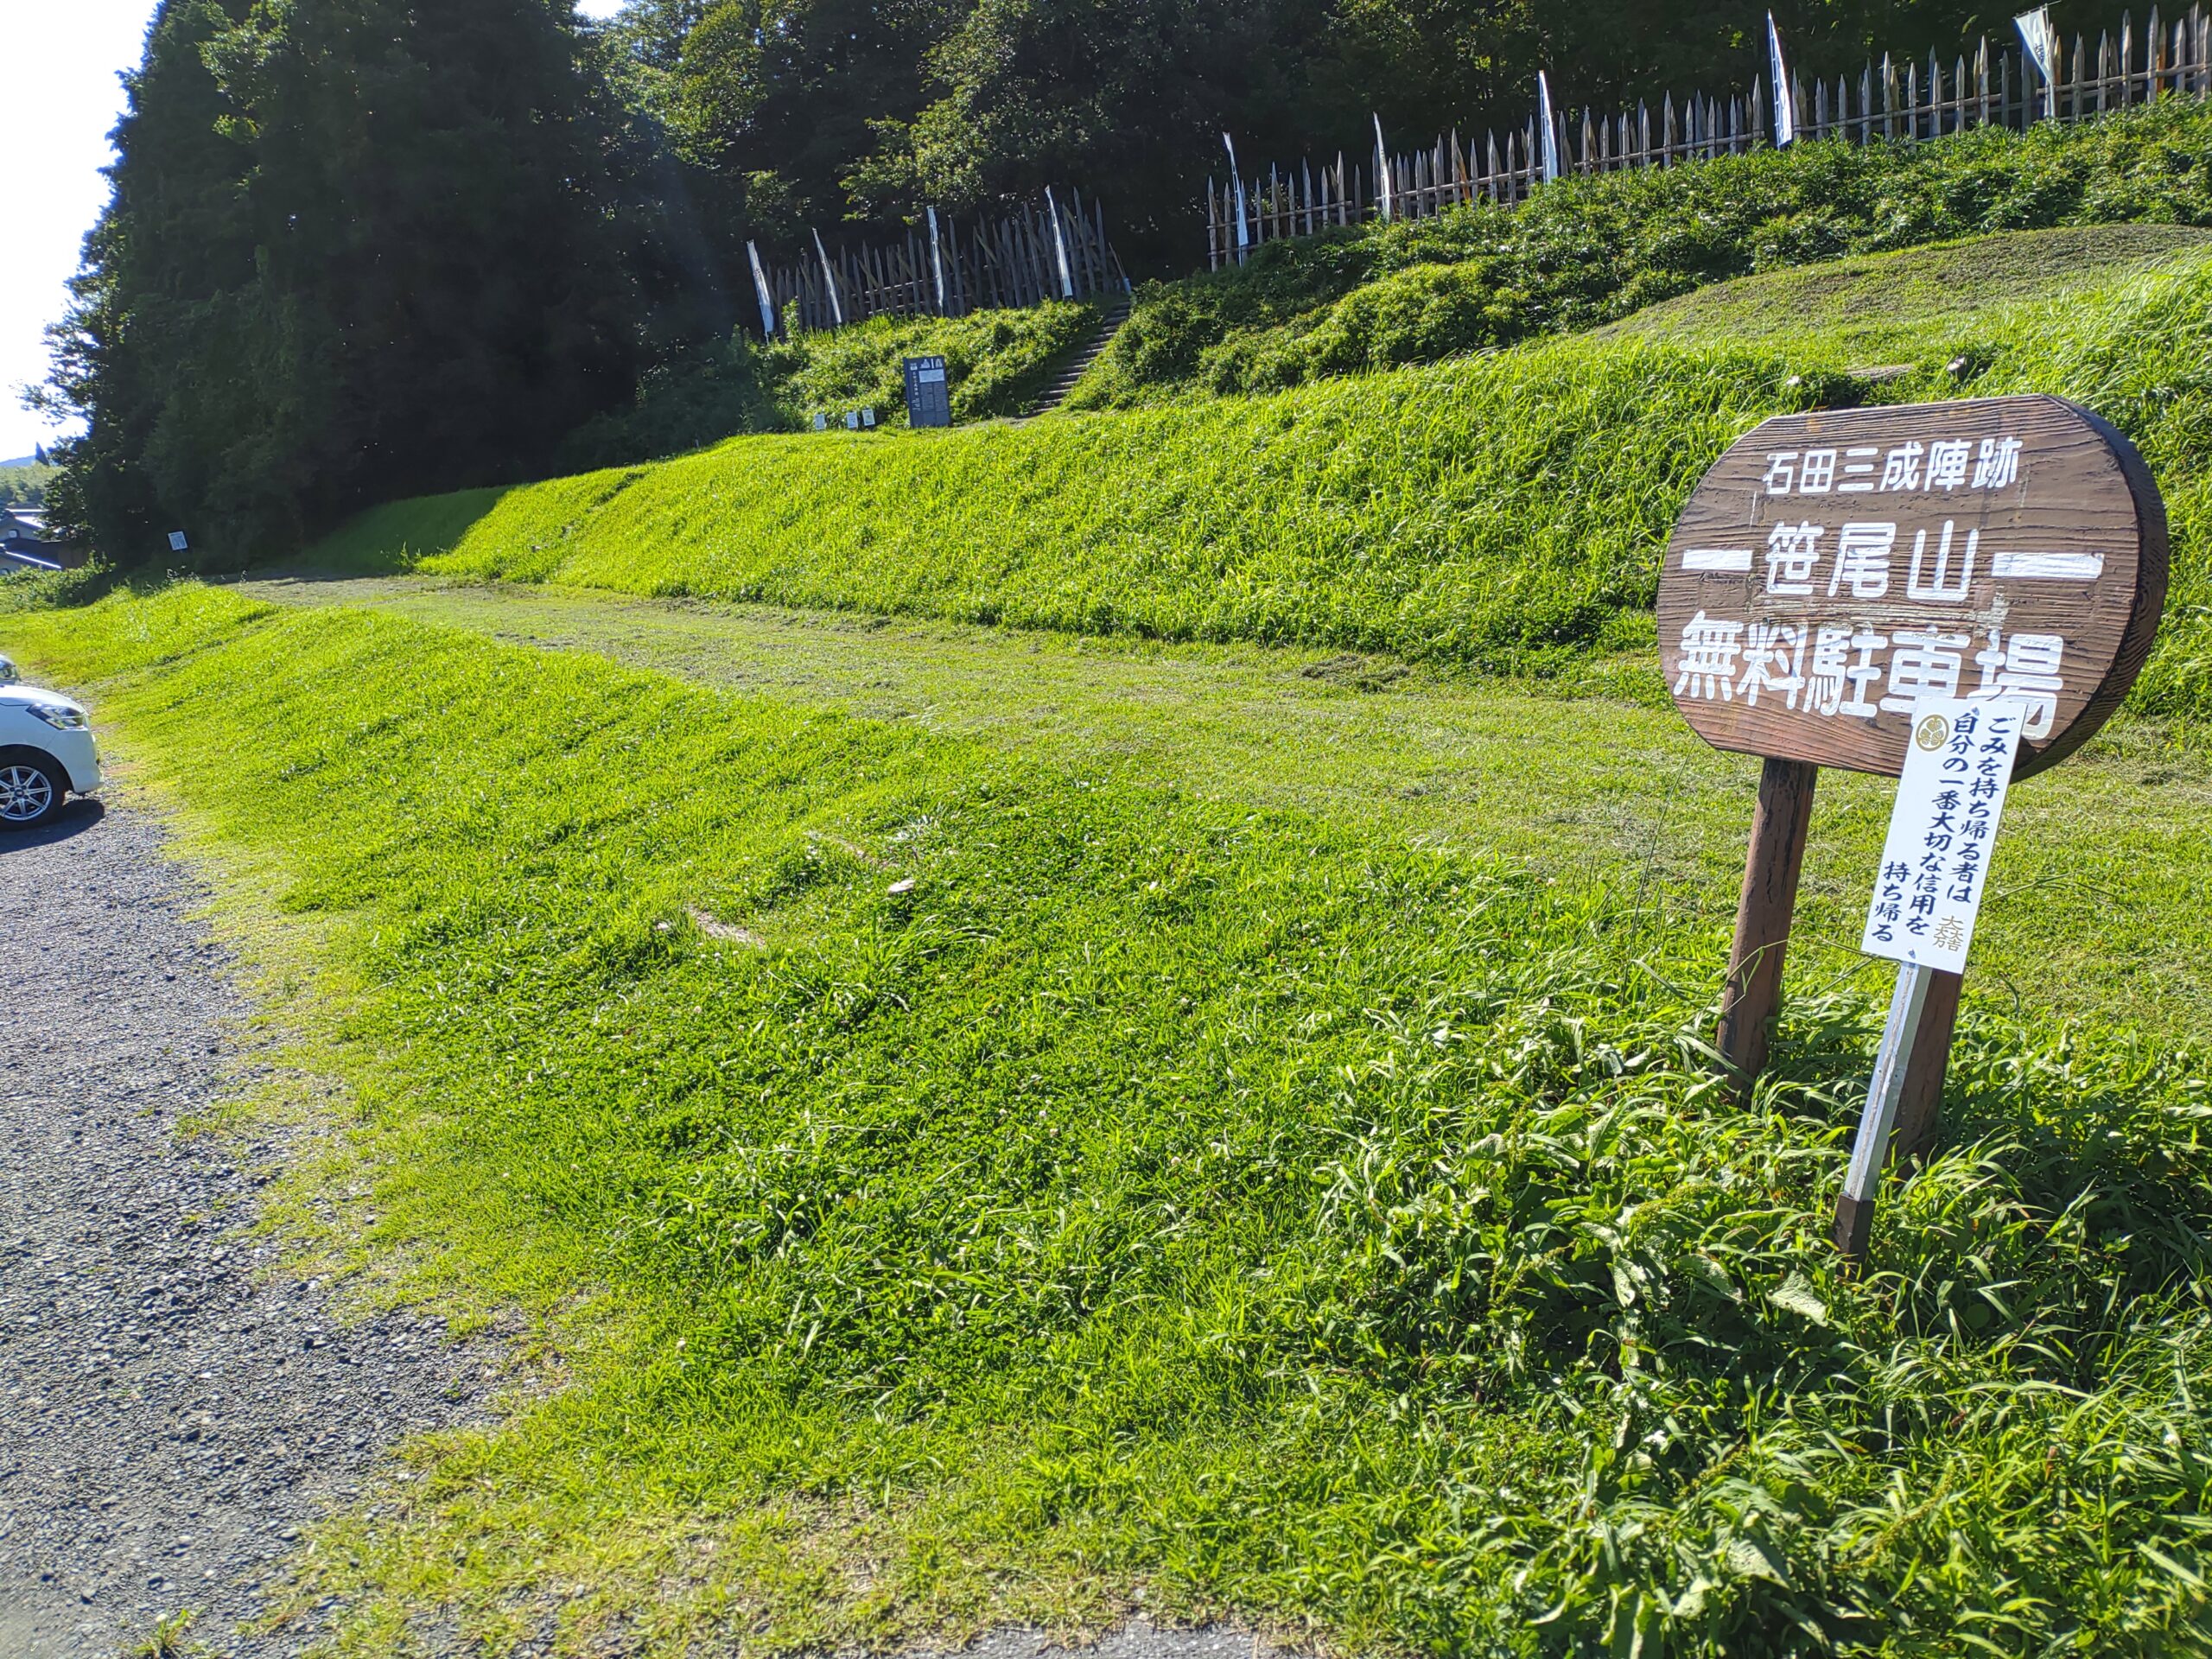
xmin=0 ymin=756 xmax=64 ymax=830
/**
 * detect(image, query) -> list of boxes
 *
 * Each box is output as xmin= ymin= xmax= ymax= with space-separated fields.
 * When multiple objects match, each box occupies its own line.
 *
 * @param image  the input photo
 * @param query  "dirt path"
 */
xmin=0 ymin=798 xmax=489 ymax=1657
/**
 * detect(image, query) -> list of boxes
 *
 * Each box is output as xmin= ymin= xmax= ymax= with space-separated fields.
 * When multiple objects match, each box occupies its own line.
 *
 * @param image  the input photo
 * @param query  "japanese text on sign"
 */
xmin=1657 ymin=393 xmax=2164 ymax=779
xmin=1859 ymin=696 xmax=2027 ymax=976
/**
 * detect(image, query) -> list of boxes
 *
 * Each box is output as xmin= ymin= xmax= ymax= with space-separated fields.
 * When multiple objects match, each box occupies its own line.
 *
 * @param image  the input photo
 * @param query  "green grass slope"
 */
xmin=1599 ymin=223 xmax=2212 ymax=356
xmin=1071 ymin=100 xmax=2212 ymax=406
xmin=11 ymin=582 xmax=2212 ymax=1654
xmin=309 ymin=253 xmax=2212 ymax=724
xmin=551 ymin=102 xmax=2212 ymax=470
xmin=555 ymin=300 xmax=1103 ymax=470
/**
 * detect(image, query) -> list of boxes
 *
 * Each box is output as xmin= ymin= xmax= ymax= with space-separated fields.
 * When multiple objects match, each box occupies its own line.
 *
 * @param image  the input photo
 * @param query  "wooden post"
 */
xmin=1887 ymin=967 xmax=1963 ymax=1161
xmin=1716 ymin=758 xmax=1819 ymax=1087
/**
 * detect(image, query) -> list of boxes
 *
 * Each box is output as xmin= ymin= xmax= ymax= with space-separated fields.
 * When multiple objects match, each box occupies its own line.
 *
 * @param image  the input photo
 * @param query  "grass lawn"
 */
xmin=238 ymin=572 xmax=2212 ymax=1043
xmin=11 ymin=579 xmax=2210 ymax=1656
xmin=293 ymin=237 xmax=2212 ymax=725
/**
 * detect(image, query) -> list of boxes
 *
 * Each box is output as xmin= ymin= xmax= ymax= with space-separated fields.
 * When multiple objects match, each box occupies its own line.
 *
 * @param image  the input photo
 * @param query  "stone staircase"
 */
xmin=1027 ymin=296 xmax=1132 ymax=416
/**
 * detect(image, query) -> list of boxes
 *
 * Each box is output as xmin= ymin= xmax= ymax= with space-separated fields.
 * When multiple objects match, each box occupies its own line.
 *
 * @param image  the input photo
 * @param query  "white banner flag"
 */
xmin=746 ymin=240 xmax=776 ymax=340
xmin=2015 ymin=6 xmax=2058 ymax=119
xmin=1222 ymin=133 xmax=1250 ymax=257
xmin=925 ymin=207 xmax=947 ymax=313
xmin=1861 ymin=698 xmax=2029 ymax=976
xmin=1045 ymin=187 xmax=1077 ymax=299
xmin=1768 ymin=13 xmax=1796 ymax=147
xmin=811 ymin=228 xmax=845 ymax=327
xmin=1535 ymin=73 xmax=1561 ymax=182
xmin=1373 ymin=114 xmax=1395 ymax=220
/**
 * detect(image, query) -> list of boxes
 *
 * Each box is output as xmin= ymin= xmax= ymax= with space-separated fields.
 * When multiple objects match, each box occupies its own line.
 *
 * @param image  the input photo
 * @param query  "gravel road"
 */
xmin=0 ymin=798 xmax=491 ymax=1658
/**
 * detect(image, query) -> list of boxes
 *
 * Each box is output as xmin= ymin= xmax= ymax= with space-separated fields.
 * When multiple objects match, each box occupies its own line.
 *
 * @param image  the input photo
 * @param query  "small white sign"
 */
xmin=168 ymin=531 xmax=189 ymax=552
xmin=1861 ymin=696 xmax=2028 ymax=974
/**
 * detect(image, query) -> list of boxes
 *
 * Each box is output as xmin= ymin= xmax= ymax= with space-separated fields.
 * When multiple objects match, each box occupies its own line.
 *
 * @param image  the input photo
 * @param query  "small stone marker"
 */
xmin=904 ymin=355 xmax=952 ymax=429
xmin=1656 ymin=394 xmax=2168 ymax=1260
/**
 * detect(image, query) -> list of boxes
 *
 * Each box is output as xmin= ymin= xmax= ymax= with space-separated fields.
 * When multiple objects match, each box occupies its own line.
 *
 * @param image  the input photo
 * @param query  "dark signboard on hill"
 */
xmin=904 ymin=356 xmax=952 ymax=429
xmin=1658 ymin=392 xmax=2169 ymax=1260
xmin=1658 ymin=394 xmax=2166 ymax=779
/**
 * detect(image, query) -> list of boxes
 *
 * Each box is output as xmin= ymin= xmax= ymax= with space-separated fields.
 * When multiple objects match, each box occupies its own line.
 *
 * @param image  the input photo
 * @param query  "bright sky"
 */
xmin=0 ymin=0 xmax=155 ymax=462
xmin=0 ymin=0 xmax=627 ymax=465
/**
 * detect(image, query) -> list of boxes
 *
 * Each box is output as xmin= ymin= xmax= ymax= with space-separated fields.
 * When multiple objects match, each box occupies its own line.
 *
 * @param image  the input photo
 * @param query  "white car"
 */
xmin=0 ymin=664 xmax=99 ymax=829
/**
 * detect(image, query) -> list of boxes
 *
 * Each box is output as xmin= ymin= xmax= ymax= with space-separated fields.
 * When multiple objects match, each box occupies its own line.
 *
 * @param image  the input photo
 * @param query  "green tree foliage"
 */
xmin=49 ymin=0 xmax=668 ymax=563
xmin=847 ymin=0 xmax=2016 ymax=265
xmin=578 ymin=0 xmax=2060 ymax=278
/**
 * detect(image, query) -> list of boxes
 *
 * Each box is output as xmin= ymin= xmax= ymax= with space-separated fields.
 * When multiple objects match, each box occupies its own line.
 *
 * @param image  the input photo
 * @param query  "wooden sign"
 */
xmin=1659 ymin=394 xmax=2165 ymax=780
xmin=1658 ymin=395 xmax=2169 ymax=1261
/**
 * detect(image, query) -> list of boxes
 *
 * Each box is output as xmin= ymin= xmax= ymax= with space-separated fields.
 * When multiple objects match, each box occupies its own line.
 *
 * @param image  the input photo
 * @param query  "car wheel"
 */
xmin=0 ymin=758 xmax=62 ymax=830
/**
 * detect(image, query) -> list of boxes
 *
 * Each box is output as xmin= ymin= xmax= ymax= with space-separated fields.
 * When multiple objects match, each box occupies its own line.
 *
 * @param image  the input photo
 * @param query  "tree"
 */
xmin=41 ymin=0 xmax=258 ymax=558
xmin=52 ymin=0 xmax=671 ymax=563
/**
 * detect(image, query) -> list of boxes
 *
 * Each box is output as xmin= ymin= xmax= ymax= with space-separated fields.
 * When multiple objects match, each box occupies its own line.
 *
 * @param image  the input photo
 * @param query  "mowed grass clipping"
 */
xmin=309 ymin=256 xmax=2212 ymax=712
xmin=16 ymin=583 xmax=2212 ymax=1656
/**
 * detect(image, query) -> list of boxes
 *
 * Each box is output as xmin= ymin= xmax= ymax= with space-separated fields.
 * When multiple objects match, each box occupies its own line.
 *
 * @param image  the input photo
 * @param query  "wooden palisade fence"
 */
xmin=760 ymin=190 xmax=1128 ymax=336
xmin=1208 ymin=4 xmax=2212 ymax=266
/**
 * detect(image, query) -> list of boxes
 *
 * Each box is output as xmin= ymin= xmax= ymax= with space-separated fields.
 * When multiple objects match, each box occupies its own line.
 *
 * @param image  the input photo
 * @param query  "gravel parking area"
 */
xmin=0 ymin=799 xmax=490 ymax=1658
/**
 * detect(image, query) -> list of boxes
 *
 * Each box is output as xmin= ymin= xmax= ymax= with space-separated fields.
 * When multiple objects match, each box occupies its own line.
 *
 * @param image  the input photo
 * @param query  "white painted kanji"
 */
xmin=1973 ymin=628 xmax=2066 ymax=737
xmin=1879 ymin=626 xmax=1971 ymax=713
xmin=1827 ymin=523 xmax=1896 ymax=600
xmin=1970 ymin=435 xmax=2023 ymax=491
xmin=1764 ymin=521 xmax=1823 ymax=594
xmin=1839 ymin=631 xmax=1888 ymax=717
xmin=1673 ymin=612 xmax=1745 ymax=702
xmin=1837 ymin=446 xmax=1880 ymax=493
xmin=1878 ymin=442 xmax=1924 ymax=492
xmin=1905 ymin=520 xmax=1976 ymax=602
xmin=1925 ymin=439 xmax=1971 ymax=491
xmin=1804 ymin=626 xmax=1853 ymax=716
xmin=1736 ymin=622 xmax=1807 ymax=707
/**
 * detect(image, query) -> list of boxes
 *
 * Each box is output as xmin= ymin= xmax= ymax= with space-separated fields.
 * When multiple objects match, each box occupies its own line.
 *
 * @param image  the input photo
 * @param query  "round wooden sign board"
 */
xmin=1658 ymin=394 xmax=2166 ymax=779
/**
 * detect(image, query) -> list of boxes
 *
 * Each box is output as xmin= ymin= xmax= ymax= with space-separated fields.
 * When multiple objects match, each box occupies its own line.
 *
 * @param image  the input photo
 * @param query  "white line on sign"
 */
xmin=1990 ymin=550 xmax=2105 ymax=580
xmin=1682 ymin=548 xmax=1754 ymax=572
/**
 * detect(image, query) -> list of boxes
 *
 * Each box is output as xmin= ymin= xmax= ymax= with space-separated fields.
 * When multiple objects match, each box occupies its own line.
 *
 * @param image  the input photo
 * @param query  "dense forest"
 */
xmin=44 ymin=0 xmax=2084 ymax=563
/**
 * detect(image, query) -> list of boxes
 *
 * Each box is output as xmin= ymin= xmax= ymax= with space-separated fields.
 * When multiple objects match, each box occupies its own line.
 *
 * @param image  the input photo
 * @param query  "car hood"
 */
xmin=0 ymin=686 xmax=84 ymax=715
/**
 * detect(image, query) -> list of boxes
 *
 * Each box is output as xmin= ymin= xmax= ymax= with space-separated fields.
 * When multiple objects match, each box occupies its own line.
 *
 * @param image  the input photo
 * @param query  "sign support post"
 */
xmin=1716 ymin=757 xmax=1818 ymax=1086
xmin=1890 ymin=969 xmax=1963 ymax=1160
xmin=1835 ymin=961 xmax=1935 ymax=1259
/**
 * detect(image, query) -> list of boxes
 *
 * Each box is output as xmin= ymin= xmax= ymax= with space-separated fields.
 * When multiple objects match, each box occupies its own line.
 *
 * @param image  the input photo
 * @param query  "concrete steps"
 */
xmin=1028 ymin=296 xmax=1132 ymax=416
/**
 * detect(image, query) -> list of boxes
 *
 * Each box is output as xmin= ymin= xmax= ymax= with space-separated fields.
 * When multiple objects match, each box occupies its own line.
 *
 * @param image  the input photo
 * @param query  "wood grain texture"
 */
xmin=1890 ymin=966 xmax=1964 ymax=1162
xmin=1716 ymin=758 xmax=1818 ymax=1085
xmin=1659 ymin=394 xmax=2167 ymax=779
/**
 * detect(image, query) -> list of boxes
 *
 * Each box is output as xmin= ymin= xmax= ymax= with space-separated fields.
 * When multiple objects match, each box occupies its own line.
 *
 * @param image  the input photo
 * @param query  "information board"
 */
xmin=904 ymin=355 xmax=951 ymax=429
xmin=1658 ymin=395 xmax=2166 ymax=779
